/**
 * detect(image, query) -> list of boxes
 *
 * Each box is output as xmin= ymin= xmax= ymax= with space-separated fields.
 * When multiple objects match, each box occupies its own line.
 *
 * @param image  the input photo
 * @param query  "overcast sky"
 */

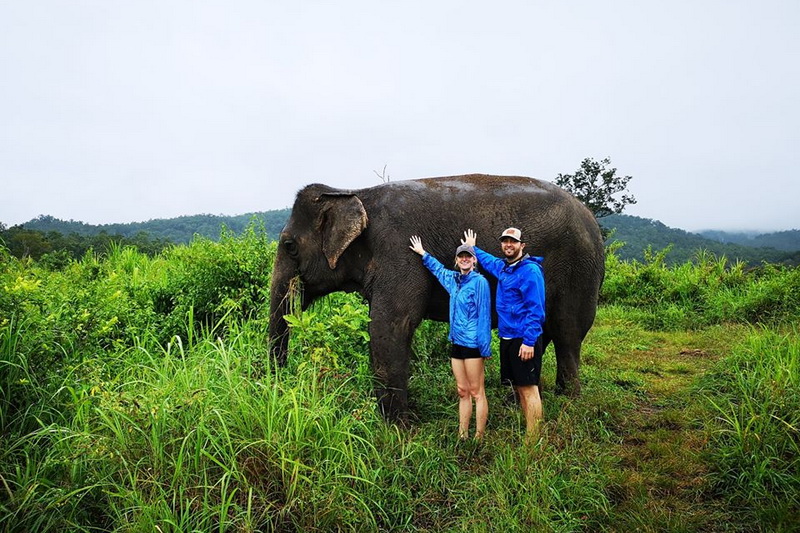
xmin=2 ymin=1 xmax=798 ymax=232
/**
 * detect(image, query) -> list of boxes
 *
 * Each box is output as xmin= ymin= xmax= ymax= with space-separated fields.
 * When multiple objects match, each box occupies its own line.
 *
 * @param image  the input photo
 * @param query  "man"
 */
xmin=462 ymin=227 xmax=545 ymax=437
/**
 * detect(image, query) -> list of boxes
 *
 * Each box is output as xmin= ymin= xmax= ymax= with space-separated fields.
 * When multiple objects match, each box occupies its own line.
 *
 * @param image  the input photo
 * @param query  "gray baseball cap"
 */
xmin=455 ymin=244 xmax=476 ymax=257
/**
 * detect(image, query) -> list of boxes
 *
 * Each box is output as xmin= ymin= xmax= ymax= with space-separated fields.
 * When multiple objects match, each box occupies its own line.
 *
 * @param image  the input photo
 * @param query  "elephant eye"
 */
xmin=283 ymin=238 xmax=299 ymax=258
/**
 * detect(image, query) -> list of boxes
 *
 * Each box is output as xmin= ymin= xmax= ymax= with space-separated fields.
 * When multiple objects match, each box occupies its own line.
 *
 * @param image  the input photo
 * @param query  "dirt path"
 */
xmin=596 ymin=324 xmax=749 ymax=531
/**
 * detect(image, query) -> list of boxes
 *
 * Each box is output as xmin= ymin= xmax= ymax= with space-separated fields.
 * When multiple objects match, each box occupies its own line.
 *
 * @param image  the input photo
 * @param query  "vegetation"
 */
xmin=700 ymin=228 xmax=800 ymax=252
xmin=701 ymin=328 xmax=799 ymax=526
xmin=18 ymin=211 xmax=291 ymax=244
xmin=602 ymin=243 xmax=800 ymax=329
xmin=0 ymin=224 xmax=172 ymax=263
xmin=1 ymin=224 xmax=798 ymax=530
xmin=554 ymin=157 xmax=637 ymax=219
xmin=9 ymin=208 xmax=798 ymax=268
xmin=604 ymin=214 xmax=800 ymax=266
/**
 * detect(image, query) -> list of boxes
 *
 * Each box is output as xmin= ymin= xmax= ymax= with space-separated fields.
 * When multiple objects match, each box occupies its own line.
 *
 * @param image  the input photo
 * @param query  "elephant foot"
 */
xmin=375 ymin=387 xmax=409 ymax=426
xmin=555 ymin=377 xmax=581 ymax=397
xmin=268 ymin=348 xmax=288 ymax=368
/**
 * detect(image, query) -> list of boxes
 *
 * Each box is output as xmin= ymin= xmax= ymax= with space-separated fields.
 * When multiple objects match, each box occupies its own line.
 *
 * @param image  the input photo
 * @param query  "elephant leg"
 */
xmin=368 ymin=298 xmax=424 ymax=423
xmin=537 ymin=330 xmax=553 ymax=392
xmin=553 ymin=330 xmax=582 ymax=397
xmin=547 ymin=295 xmax=592 ymax=396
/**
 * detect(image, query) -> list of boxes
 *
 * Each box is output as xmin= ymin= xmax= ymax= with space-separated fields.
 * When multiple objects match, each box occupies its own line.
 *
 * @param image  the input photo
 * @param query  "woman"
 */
xmin=409 ymin=235 xmax=492 ymax=440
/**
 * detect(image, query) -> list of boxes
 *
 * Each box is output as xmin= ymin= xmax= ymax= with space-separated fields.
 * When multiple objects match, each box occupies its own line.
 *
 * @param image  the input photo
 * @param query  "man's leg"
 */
xmin=516 ymin=384 xmax=542 ymax=436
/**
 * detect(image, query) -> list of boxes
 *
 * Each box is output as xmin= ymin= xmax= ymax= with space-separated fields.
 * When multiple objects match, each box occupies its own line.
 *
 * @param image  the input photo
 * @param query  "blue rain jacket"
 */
xmin=473 ymin=247 xmax=545 ymax=346
xmin=421 ymin=253 xmax=492 ymax=357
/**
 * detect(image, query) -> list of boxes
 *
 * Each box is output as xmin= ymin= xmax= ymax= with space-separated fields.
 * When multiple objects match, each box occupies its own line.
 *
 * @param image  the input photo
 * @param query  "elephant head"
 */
xmin=268 ymin=184 xmax=369 ymax=364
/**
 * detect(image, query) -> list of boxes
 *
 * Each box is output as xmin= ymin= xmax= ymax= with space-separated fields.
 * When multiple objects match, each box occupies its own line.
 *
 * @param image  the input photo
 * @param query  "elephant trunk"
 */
xmin=268 ymin=253 xmax=299 ymax=366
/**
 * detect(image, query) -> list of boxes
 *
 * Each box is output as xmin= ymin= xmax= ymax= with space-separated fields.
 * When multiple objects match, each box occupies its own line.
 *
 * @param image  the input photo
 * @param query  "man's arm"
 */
xmin=519 ymin=264 xmax=545 ymax=349
xmin=473 ymin=246 xmax=505 ymax=279
xmin=463 ymin=228 xmax=505 ymax=278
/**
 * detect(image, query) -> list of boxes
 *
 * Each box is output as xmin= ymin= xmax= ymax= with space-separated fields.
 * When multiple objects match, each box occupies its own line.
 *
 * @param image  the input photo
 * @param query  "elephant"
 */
xmin=269 ymin=174 xmax=605 ymax=422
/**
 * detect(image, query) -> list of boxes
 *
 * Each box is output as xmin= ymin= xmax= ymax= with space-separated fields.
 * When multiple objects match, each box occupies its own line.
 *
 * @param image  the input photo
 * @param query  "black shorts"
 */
xmin=499 ymin=337 xmax=543 ymax=386
xmin=451 ymin=344 xmax=482 ymax=360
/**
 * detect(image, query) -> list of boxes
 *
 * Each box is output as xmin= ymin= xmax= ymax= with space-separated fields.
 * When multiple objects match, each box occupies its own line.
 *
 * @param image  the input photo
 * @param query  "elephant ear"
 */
xmin=316 ymin=192 xmax=368 ymax=269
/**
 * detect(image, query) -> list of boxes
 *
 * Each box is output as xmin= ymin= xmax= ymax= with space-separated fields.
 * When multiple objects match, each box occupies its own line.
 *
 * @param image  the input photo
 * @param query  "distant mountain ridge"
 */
xmin=15 ymin=211 xmax=800 ymax=266
xmin=21 ymin=211 xmax=291 ymax=244
xmin=698 ymin=229 xmax=800 ymax=252
xmin=603 ymin=215 xmax=800 ymax=265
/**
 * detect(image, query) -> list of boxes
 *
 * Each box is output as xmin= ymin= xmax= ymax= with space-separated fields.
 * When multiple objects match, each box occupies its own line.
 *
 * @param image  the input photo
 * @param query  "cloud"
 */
xmin=1 ymin=0 xmax=798 ymax=231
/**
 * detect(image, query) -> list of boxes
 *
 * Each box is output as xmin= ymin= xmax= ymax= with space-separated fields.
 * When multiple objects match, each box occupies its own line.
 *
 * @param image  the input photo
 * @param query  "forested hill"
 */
xmin=602 ymin=215 xmax=800 ymax=265
xmin=698 ymin=229 xmax=800 ymax=252
xmin=21 ymin=211 xmax=291 ymax=244
xmin=9 ymin=211 xmax=800 ymax=266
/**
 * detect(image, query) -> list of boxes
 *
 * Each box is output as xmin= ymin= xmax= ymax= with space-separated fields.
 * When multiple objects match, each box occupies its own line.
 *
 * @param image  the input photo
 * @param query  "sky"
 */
xmin=1 ymin=1 xmax=798 ymax=233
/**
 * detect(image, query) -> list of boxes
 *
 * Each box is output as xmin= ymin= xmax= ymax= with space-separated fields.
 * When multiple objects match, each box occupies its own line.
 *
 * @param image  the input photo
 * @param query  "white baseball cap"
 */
xmin=500 ymin=227 xmax=522 ymax=242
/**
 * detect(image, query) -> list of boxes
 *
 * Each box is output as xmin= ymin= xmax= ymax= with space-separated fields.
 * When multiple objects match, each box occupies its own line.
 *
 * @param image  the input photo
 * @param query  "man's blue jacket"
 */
xmin=422 ymin=253 xmax=492 ymax=357
xmin=473 ymin=247 xmax=545 ymax=347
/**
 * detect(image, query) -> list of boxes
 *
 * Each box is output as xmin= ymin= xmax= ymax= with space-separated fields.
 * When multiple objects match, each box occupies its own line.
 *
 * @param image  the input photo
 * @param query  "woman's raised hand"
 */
xmin=409 ymin=235 xmax=425 ymax=256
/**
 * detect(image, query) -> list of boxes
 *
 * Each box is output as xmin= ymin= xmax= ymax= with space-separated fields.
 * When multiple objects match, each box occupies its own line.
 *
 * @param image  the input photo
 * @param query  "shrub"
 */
xmin=602 ymin=246 xmax=800 ymax=330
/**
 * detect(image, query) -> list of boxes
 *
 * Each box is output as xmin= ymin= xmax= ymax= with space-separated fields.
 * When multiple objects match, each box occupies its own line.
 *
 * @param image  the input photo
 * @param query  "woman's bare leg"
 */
xmin=465 ymin=358 xmax=487 ymax=439
xmin=450 ymin=358 xmax=472 ymax=439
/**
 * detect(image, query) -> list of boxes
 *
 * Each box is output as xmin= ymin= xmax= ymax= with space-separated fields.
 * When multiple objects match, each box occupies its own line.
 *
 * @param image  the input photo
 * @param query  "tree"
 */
xmin=555 ymin=157 xmax=636 ymax=218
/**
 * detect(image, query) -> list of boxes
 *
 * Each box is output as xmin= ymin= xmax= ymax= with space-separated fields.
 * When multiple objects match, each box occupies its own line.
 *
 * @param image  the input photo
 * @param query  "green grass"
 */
xmin=2 ymin=233 xmax=799 ymax=531
xmin=7 ymin=312 xmax=789 ymax=531
xmin=701 ymin=327 xmax=800 ymax=529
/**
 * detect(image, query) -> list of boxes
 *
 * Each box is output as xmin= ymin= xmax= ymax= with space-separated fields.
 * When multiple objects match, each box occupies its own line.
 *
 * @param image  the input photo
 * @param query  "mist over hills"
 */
xmin=600 ymin=215 xmax=800 ymax=265
xmin=8 ymin=211 xmax=800 ymax=266
xmin=697 ymin=229 xmax=800 ymax=252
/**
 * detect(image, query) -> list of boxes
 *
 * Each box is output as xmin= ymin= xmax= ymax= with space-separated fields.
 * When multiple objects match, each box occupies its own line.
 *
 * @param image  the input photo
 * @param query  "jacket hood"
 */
xmin=506 ymin=253 xmax=543 ymax=268
xmin=525 ymin=254 xmax=544 ymax=267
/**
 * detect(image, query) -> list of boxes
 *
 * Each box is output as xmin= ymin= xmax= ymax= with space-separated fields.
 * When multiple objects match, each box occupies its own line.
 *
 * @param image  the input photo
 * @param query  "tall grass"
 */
xmin=1 ymin=320 xmax=618 ymax=531
xmin=2 ymin=324 xmax=382 ymax=530
xmin=603 ymin=246 xmax=800 ymax=330
xmin=701 ymin=328 xmax=800 ymax=527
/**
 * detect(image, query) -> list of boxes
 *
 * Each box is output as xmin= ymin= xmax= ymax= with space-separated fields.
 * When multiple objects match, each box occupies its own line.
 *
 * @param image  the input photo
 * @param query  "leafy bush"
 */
xmin=151 ymin=224 xmax=275 ymax=341
xmin=0 ymin=223 xmax=276 ymax=463
xmin=284 ymin=292 xmax=371 ymax=380
xmin=602 ymin=246 xmax=800 ymax=330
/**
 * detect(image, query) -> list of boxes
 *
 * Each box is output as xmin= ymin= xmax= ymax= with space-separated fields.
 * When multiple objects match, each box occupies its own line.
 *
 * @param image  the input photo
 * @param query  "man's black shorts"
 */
xmin=499 ymin=337 xmax=543 ymax=386
xmin=451 ymin=344 xmax=482 ymax=360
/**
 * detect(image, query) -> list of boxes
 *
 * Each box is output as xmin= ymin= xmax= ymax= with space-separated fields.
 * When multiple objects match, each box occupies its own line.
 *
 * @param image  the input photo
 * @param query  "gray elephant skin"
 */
xmin=269 ymin=174 xmax=605 ymax=422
